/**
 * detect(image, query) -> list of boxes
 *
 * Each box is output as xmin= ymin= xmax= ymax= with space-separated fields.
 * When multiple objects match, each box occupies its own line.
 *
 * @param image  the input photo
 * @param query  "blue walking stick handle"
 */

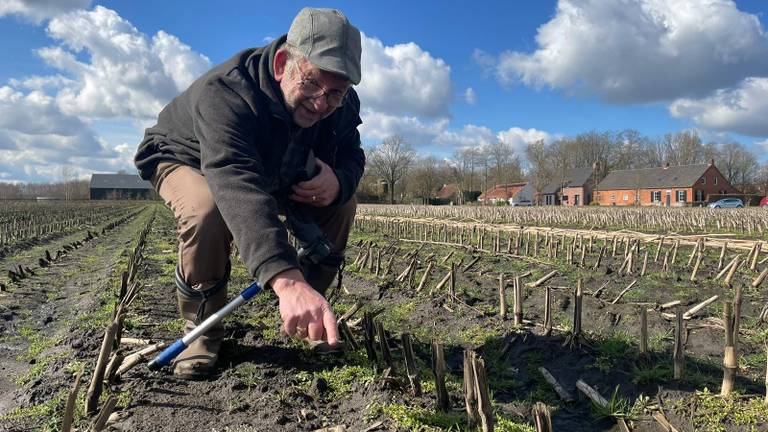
xmin=148 ymin=281 xmax=263 ymax=371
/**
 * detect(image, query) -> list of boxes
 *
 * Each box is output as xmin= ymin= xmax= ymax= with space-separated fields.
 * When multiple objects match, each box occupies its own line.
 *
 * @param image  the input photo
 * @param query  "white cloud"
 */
xmin=0 ymin=6 xmax=209 ymax=182
xmin=669 ymin=77 xmax=768 ymax=137
xmin=359 ymin=108 xmax=449 ymax=145
xmin=490 ymin=0 xmax=768 ymax=104
xmin=435 ymin=124 xmax=496 ymax=149
xmin=464 ymin=87 xmax=476 ymax=105
xmin=41 ymin=6 xmax=210 ymax=119
xmin=0 ymin=0 xmax=90 ymax=23
xmin=357 ymin=34 xmax=452 ymax=117
xmin=497 ymin=127 xmax=552 ymax=154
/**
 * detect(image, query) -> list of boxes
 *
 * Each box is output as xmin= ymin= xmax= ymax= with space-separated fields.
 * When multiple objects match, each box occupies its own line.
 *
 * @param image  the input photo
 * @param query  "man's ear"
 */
xmin=274 ymin=48 xmax=288 ymax=81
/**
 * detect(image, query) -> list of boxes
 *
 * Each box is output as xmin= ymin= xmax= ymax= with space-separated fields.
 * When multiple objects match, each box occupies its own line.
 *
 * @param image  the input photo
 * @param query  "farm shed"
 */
xmin=594 ymin=160 xmax=740 ymax=207
xmin=478 ymin=182 xmax=533 ymax=205
xmin=539 ymin=167 xmax=599 ymax=206
xmin=89 ymin=173 xmax=155 ymax=200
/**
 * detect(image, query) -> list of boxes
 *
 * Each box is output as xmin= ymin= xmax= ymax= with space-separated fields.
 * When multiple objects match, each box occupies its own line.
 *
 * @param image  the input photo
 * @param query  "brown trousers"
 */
xmin=152 ymin=162 xmax=357 ymax=291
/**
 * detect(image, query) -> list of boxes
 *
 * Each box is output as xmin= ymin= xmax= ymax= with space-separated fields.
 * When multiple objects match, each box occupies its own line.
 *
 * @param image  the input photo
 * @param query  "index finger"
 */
xmin=322 ymin=306 xmax=339 ymax=346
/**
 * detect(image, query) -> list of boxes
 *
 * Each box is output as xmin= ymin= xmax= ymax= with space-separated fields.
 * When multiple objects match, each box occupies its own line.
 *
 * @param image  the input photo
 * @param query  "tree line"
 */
xmin=361 ymin=130 xmax=768 ymax=204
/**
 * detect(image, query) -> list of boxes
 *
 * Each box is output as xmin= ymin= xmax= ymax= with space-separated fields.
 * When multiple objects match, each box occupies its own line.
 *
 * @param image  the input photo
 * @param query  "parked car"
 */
xmin=509 ymin=199 xmax=533 ymax=207
xmin=761 ymin=196 xmax=768 ymax=208
xmin=708 ymin=198 xmax=744 ymax=208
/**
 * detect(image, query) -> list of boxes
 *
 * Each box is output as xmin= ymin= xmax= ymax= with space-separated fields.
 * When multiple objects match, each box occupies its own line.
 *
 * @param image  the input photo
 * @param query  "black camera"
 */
xmin=283 ymin=151 xmax=336 ymax=265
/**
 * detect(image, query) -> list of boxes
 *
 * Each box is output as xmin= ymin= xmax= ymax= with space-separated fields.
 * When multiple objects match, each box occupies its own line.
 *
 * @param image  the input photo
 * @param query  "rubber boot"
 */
xmin=172 ymin=267 xmax=228 ymax=379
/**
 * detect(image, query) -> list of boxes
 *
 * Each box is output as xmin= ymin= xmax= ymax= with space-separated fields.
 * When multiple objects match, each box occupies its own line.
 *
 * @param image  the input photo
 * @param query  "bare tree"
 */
xmin=719 ymin=142 xmax=759 ymax=192
xmin=525 ymin=140 xmax=553 ymax=204
xmin=407 ymin=155 xmax=445 ymax=204
xmin=367 ymin=135 xmax=416 ymax=204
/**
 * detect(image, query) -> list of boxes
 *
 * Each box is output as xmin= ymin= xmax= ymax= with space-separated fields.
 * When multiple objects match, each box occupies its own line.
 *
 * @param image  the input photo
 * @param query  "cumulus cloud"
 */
xmin=497 ymin=127 xmax=553 ymax=154
xmin=357 ymin=34 xmax=452 ymax=117
xmin=669 ymin=77 xmax=768 ymax=137
xmin=40 ymin=6 xmax=210 ymax=119
xmin=464 ymin=88 xmax=476 ymax=105
xmin=0 ymin=0 xmax=90 ymax=23
xmin=0 ymin=5 xmax=209 ymax=182
xmin=359 ymin=108 xmax=449 ymax=144
xmin=488 ymin=0 xmax=768 ymax=104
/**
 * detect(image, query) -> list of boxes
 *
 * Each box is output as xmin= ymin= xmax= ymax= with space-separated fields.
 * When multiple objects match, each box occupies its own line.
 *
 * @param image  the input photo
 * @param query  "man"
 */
xmin=134 ymin=8 xmax=364 ymax=379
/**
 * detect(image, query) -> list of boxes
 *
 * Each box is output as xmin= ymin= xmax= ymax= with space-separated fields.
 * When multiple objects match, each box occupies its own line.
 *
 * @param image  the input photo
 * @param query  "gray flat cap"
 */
xmin=287 ymin=8 xmax=362 ymax=85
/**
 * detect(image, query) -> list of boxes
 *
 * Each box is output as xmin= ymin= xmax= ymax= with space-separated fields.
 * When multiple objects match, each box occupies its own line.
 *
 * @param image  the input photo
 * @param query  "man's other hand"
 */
xmin=289 ymin=158 xmax=340 ymax=207
xmin=270 ymin=268 xmax=339 ymax=345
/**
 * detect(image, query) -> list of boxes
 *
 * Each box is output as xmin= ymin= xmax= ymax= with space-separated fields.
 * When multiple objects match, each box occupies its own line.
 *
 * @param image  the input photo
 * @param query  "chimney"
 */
xmin=709 ymin=158 xmax=714 ymax=166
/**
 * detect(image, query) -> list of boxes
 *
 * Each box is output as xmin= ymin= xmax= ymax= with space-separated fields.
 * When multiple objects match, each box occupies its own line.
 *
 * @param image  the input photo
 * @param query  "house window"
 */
xmin=701 ymin=177 xmax=706 ymax=185
xmin=652 ymin=191 xmax=661 ymax=202
xmin=714 ymin=177 xmax=718 ymax=185
xmin=695 ymin=190 xmax=704 ymax=202
xmin=610 ymin=193 xmax=616 ymax=202
xmin=623 ymin=194 xmax=628 ymax=201
xmin=677 ymin=190 xmax=686 ymax=202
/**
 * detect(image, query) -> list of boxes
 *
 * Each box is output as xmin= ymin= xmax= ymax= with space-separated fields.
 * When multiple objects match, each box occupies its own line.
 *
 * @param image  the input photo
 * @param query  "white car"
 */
xmin=708 ymin=198 xmax=744 ymax=208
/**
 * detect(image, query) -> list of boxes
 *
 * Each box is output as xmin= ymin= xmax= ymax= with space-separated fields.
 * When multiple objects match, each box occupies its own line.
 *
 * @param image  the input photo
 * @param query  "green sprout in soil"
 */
xmin=589 ymin=386 xmax=646 ymax=421
xmin=296 ymin=364 xmax=375 ymax=397
xmin=680 ymin=388 xmax=768 ymax=432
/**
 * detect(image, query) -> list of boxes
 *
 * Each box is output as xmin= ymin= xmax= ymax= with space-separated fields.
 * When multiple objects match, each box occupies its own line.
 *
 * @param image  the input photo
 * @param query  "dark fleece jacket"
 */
xmin=134 ymin=35 xmax=364 ymax=288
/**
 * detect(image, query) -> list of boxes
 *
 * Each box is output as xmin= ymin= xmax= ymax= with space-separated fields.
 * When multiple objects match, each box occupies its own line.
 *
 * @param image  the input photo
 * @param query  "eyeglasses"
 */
xmin=296 ymin=64 xmax=349 ymax=108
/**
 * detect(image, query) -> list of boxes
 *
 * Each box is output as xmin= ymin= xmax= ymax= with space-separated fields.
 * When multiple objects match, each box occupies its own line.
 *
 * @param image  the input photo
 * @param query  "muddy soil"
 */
xmin=1 ymin=205 xmax=767 ymax=432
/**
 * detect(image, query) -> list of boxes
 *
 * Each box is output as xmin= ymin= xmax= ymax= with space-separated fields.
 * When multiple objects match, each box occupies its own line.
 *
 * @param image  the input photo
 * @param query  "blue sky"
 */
xmin=1 ymin=0 xmax=767 ymax=182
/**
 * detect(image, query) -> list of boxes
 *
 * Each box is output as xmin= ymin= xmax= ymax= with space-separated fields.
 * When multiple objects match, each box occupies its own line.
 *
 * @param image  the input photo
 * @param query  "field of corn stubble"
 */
xmin=1 ymin=201 xmax=768 ymax=432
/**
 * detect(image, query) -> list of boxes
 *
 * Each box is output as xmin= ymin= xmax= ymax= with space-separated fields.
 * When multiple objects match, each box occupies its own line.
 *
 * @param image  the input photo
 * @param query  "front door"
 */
xmin=665 ymin=191 xmax=671 ymax=207
xmin=574 ymin=195 xmax=580 ymax=206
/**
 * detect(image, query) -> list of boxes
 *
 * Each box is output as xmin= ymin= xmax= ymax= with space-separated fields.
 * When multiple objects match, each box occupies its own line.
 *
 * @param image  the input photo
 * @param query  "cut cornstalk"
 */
xmin=721 ymin=301 xmax=736 ymax=396
xmin=463 ymin=350 xmax=480 ymax=428
xmin=61 ymin=366 xmax=84 ymax=432
xmin=513 ymin=276 xmax=523 ymax=326
xmin=683 ymin=295 xmax=719 ymax=320
xmin=639 ymin=307 xmax=648 ymax=358
xmin=543 ymin=287 xmax=552 ymax=336
xmin=674 ymin=306 xmax=685 ymax=379
xmin=753 ymin=267 xmax=768 ymax=288
xmin=532 ymin=402 xmax=552 ymax=432
xmin=432 ymin=341 xmax=450 ymax=412
xmin=498 ymin=273 xmax=507 ymax=319
xmin=85 ymin=322 xmax=118 ymax=415
xmin=611 ymin=279 xmax=638 ymax=305
xmin=527 ymin=270 xmax=557 ymax=288
xmin=416 ymin=262 xmax=434 ymax=292
xmin=402 ymin=333 xmax=421 ymax=396
xmin=538 ymin=367 xmax=573 ymax=401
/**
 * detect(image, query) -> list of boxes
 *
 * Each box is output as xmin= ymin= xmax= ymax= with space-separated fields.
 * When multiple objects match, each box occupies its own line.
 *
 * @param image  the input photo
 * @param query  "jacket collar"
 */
xmin=252 ymin=35 xmax=294 ymax=125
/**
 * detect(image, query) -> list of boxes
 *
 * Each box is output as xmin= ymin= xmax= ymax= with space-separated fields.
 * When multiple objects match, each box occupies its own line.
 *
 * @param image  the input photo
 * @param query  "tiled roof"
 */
xmin=90 ymin=173 xmax=153 ymax=190
xmin=597 ymin=164 xmax=710 ymax=190
xmin=479 ymin=183 xmax=526 ymax=200
xmin=542 ymin=168 xmax=595 ymax=194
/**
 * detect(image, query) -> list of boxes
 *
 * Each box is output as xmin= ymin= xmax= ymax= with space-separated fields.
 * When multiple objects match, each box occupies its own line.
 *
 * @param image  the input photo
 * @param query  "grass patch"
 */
xmin=681 ymin=388 xmax=768 ymax=432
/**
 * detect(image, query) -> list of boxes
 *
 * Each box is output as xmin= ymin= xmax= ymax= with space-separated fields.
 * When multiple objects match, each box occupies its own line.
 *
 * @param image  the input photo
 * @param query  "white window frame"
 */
xmin=610 ymin=193 xmax=616 ymax=202
xmin=701 ymin=177 xmax=706 ymax=185
xmin=714 ymin=177 xmax=718 ymax=185
xmin=677 ymin=190 xmax=686 ymax=202
xmin=623 ymin=193 xmax=629 ymax=201
xmin=651 ymin=191 xmax=661 ymax=202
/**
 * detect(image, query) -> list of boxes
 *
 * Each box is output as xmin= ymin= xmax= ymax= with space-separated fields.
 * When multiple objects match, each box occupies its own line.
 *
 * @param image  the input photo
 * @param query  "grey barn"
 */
xmin=89 ymin=173 xmax=155 ymax=200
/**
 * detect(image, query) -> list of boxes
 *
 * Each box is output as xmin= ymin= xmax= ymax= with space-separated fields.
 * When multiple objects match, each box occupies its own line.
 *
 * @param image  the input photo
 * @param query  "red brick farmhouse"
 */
xmin=594 ymin=161 xmax=739 ymax=206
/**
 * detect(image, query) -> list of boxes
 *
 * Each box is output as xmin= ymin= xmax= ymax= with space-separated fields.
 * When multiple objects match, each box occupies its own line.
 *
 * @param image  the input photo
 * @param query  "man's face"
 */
xmin=279 ymin=57 xmax=351 ymax=128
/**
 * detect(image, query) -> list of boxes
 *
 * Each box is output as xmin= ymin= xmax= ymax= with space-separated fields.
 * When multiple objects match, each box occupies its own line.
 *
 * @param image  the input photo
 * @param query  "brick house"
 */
xmin=594 ymin=161 xmax=739 ymax=207
xmin=478 ymin=182 xmax=533 ymax=205
xmin=540 ymin=167 xmax=599 ymax=206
